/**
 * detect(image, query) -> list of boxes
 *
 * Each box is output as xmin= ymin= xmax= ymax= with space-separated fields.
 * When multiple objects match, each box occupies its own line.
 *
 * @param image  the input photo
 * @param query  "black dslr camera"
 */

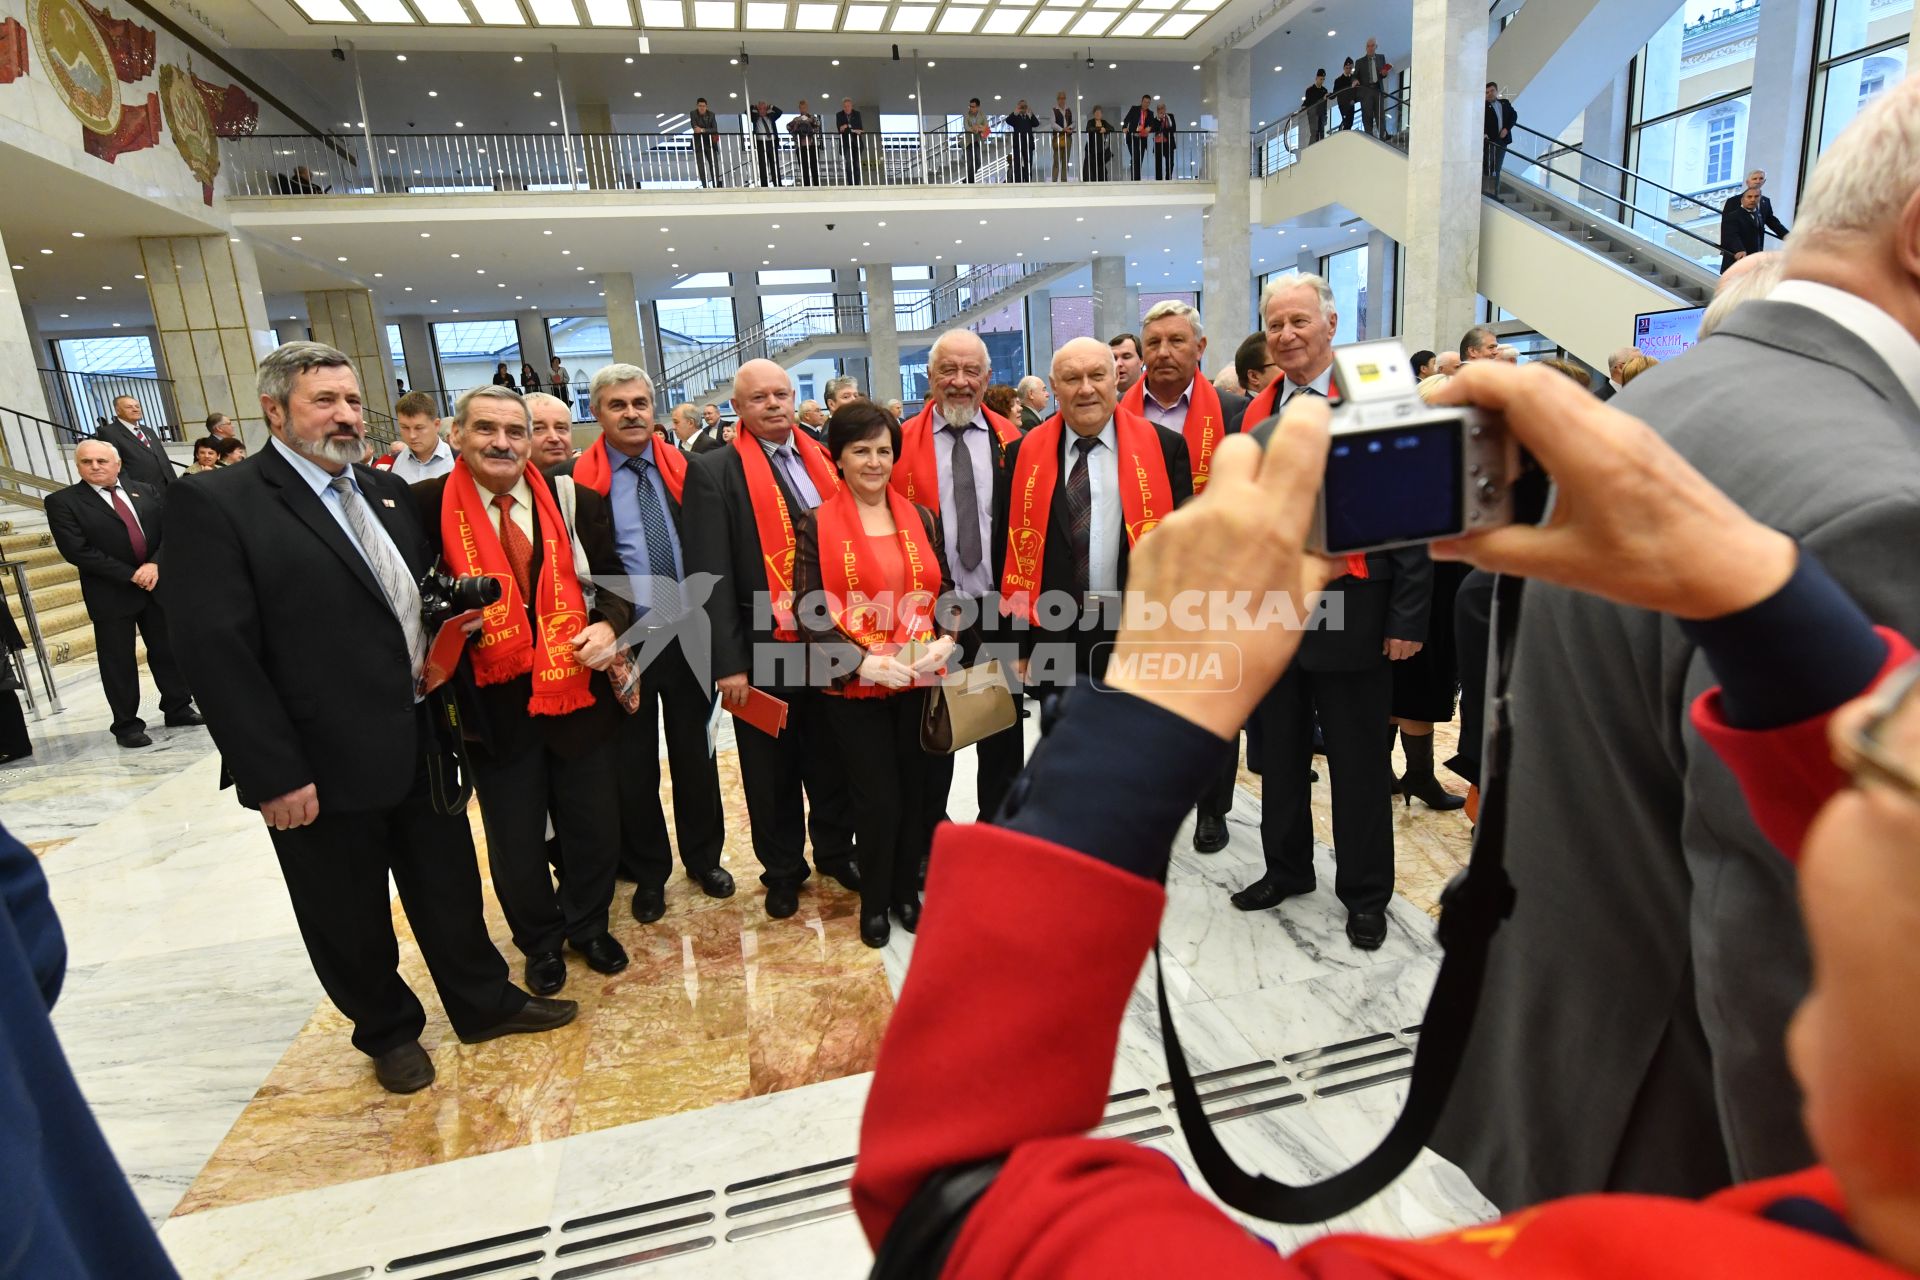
xmin=418 ymin=571 xmax=501 ymax=630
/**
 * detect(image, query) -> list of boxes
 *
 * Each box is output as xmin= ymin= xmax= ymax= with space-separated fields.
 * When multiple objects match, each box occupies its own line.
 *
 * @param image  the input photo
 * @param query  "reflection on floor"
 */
xmin=8 ymin=658 xmax=1494 ymax=1278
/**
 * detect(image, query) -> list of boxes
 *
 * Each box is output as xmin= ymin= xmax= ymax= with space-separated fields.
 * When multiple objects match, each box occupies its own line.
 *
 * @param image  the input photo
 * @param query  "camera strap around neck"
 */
xmin=1156 ymin=571 xmax=1523 ymax=1223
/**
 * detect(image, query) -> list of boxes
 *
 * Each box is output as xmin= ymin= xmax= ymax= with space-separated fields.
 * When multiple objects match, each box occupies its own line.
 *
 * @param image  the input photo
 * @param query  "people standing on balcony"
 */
xmin=1006 ymin=100 xmax=1040 ymax=182
xmin=1084 ymin=106 xmax=1115 ymax=181
xmin=1301 ymin=69 xmax=1328 ymax=145
xmin=1151 ymin=99 xmax=1177 ymax=179
xmin=1721 ymin=169 xmax=1791 ymax=250
xmin=1331 ymin=59 xmax=1358 ymax=131
xmin=788 ymin=99 xmax=823 ymax=188
xmin=963 ymin=98 xmax=989 ymax=183
xmin=94 ymin=396 xmax=173 ymax=491
xmin=691 ymin=97 xmax=722 ymax=188
xmin=1051 ymin=91 xmax=1074 ymax=182
xmin=836 ymin=97 xmax=864 ymax=184
xmin=550 ymin=356 xmax=570 ymax=403
xmin=1355 ymin=37 xmax=1391 ymax=138
xmin=492 ymin=362 xmax=517 ymax=390
xmin=752 ymin=101 xmax=783 ymax=187
xmin=1123 ymin=94 xmax=1154 ymax=180
xmin=1484 ymin=81 xmax=1518 ymax=190
xmin=520 ymin=361 xmax=541 ymax=393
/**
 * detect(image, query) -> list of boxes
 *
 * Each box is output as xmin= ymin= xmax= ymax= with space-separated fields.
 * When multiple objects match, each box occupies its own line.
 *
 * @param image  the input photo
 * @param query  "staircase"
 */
xmin=1 ymin=512 xmax=94 ymax=666
xmin=1490 ymin=180 xmax=1715 ymax=306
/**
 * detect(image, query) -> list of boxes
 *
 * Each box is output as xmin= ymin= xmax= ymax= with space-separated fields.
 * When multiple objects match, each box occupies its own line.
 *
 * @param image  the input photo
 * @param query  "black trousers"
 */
xmin=1197 ymin=735 xmax=1238 ymax=822
xmin=1153 ymin=139 xmax=1174 ymax=179
xmin=618 ymin=638 xmax=725 ymax=888
xmin=92 ymin=597 xmax=192 ymax=737
xmin=821 ymin=691 xmax=929 ymax=913
xmin=1359 ymin=87 xmax=1384 ymax=137
xmin=1447 ymin=568 xmax=1496 ymax=787
xmin=965 ymin=136 xmax=983 ymax=182
xmin=1011 ymin=138 xmax=1035 ymax=182
xmin=471 ymin=734 xmax=619 ymax=957
xmin=269 ymin=730 xmax=524 ymax=1057
xmin=756 ymin=139 xmax=780 ymax=186
xmin=1254 ymin=662 xmax=1395 ymax=915
xmin=795 ymin=142 xmax=820 ymax=186
xmin=841 ymin=139 xmax=862 ymax=183
xmin=1127 ymin=134 xmax=1148 ymax=179
xmin=922 ymin=620 xmax=1026 ymax=828
xmin=694 ymin=134 xmax=721 ymax=187
xmin=733 ymin=677 xmax=856 ymax=888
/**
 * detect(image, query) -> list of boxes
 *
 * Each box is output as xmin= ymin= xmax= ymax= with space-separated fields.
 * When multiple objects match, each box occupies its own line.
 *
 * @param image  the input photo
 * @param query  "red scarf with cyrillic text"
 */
xmin=892 ymin=403 xmax=1022 ymax=507
xmin=1121 ymin=372 xmax=1227 ymax=493
xmin=438 ymin=459 xmax=595 ymax=716
xmin=999 ymin=410 xmax=1172 ymax=623
xmin=1242 ymin=377 xmax=1368 ymax=581
xmin=737 ymin=428 xmax=842 ymax=640
xmin=812 ymin=485 xmax=944 ymax=699
xmin=572 ymin=432 xmax=687 ymax=503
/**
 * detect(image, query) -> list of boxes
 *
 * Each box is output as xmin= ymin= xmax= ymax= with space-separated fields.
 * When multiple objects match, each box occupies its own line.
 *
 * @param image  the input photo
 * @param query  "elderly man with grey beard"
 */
xmin=165 ymin=341 xmax=574 ymax=1096
xmin=893 ymin=330 xmax=1029 ymax=824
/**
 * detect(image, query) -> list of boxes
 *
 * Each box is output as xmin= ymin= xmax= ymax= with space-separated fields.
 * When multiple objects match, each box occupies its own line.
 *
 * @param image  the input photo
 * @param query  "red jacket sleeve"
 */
xmin=1690 ymin=627 xmax=1915 ymax=860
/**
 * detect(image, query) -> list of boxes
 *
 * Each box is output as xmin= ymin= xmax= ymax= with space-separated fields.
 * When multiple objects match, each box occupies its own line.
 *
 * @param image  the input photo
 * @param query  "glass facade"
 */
xmin=386 ymin=323 xmax=409 ymax=393
xmin=548 ymin=317 xmax=613 ymax=419
xmin=430 ymin=320 xmax=523 ymax=399
xmin=1807 ymin=0 xmax=1913 ymax=175
xmin=1321 ymin=245 xmax=1369 ymax=344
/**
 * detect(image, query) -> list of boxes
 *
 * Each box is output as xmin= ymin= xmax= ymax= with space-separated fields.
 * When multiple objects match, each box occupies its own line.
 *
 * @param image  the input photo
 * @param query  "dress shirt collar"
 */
xmin=1061 ymin=417 xmax=1116 ymax=458
xmin=406 ymin=439 xmax=452 ymax=466
xmin=89 ymin=481 xmax=126 ymax=500
xmin=494 ymin=474 xmax=534 ymax=511
xmin=757 ymin=431 xmax=797 ymax=457
xmin=603 ymin=434 xmax=661 ymax=469
xmin=1767 ymin=280 xmax=1920 ymax=413
xmin=271 ymin=434 xmax=353 ymax=496
xmin=1143 ymin=381 xmax=1192 ymax=415
xmin=1279 ymin=364 xmax=1334 ymax=403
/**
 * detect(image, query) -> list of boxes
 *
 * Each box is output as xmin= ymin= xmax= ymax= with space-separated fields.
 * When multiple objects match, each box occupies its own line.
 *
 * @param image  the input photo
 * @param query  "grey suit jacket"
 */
xmin=1430 ymin=300 xmax=1920 ymax=1208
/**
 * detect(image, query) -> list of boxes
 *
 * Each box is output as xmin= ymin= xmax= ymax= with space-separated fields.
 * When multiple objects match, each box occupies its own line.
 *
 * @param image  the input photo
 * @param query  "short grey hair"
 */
xmin=589 ymin=362 xmax=656 ymax=410
xmin=1796 ymin=76 xmax=1920 ymax=247
xmin=929 ymin=328 xmax=990 ymax=372
xmin=523 ymin=390 xmax=572 ymax=418
xmin=672 ymin=401 xmax=699 ymax=426
xmin=1015 ymin=374 xmax=1045 ymax=399
xmin=1142 ymin=298 xmax=1205 ymax=340
xmin=75 ymin=438 xmax=119 ymax=460
xmin=1259 ymin=273 xmax=1335 ymax=323
xmin=453 ymin=384 xmax=527 ymax=426
xmin=258 ymin=340 xmax=354 ymax=410
xmin=1607 ymin=346 xmax=1644 ymax=374
xmin=1700 ymin=251 xmax=1786 ymax=339
xmin=823 ymin=374 xmax=857 ymax=401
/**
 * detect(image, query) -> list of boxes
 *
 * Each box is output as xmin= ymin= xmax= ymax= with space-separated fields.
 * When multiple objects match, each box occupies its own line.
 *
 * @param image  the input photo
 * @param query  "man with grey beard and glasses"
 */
xmin=165 ymin=341 xmax=574 ymax=1097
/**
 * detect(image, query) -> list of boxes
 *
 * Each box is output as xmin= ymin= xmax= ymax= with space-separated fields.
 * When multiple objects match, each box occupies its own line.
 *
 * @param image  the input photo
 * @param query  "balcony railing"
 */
xmin=220 ymin=129 xmax=1217 ymax=197
xmin=37 ymin=368 xmax=182 ymax=441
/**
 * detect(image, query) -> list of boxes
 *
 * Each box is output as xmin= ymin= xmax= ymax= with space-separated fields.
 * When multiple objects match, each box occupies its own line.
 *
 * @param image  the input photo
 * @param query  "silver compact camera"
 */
xmin=1304 ymin=339 xmax=1528 ymax=558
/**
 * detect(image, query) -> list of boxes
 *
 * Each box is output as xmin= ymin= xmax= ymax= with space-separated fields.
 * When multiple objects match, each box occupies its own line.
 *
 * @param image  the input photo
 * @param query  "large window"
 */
xmin=1807 ymin=0 xmax=1913 ymax=174
xmin=48 ymin=334 xmax=169 ymax=434
xmin=386 ymin=323 xmax=410 ymax=394
xmin=430 ymin=320 xmax=522 ymax=403
xmin=548 ymin=316 xmax=612 ymax=420
xmin=1321 ymin=245 xmax=1369 ymax=345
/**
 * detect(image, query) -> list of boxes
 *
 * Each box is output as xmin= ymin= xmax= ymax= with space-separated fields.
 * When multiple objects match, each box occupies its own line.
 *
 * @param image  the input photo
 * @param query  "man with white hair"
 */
xmin=894 ymin=329 xmax=1028 ymax=821
xmin=1698 ymin=250 xmax=1785 ymax=339
xmin=1434 ymin=350 xmax=1462 ymax=376
xmin=796 ymin=399 xmax=828 ymax=444
xmin=1233 ymin=274 xmax=1432 ymax=952
xmin=1014 ymin=374 xmax=1047 ymax=430
xmin=1598 ymin=345 xmax=1645 ymax=401
xmin=1720 ymin=168 xmax=1791 ymax=248
xmin=1432 ymin=76 xmax=1920 ymax=1209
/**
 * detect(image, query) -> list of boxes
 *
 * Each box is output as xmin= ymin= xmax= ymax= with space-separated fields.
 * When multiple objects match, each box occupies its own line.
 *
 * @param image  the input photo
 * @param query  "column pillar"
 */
xmin=1401 ymin=0 xmax=1488 ymax=354
xmin=639 ymin=303 xmax=665 ymax=379
xmin=1746 ymin=0 xmax=1819 ymax=225
xmin=577 ymin=103 xmax=614 ymax=190
xmin=514 ymin=312 xmax=550 ymax=379
xmin=141 ymin=235 xmax=276 ymax=447
xmin=1577 ymin=74 xmax=1629 ymax=215
xmin=1026 ymin=288 xmax=1056 ymax=379
xmin=865 ymin=263 xmax=901 ymax=404
xmin=1364 ymin=231 xmax=1398 ymax=339
xmin=303 ymin=288 xmax=399 ymax=425
xmin=603 ymin=272 xmax=645 ymax=366
xmin=835 ymin=266 xmax=868 ymax=389
xmin=396 ymin=314 xmax=435 ymax=399
xmin=1092 ymin=255 xmax=1131 ymax=339
xmin=1202 ymin=45 xmax=1253 ymax=339
xmin=0 ymin=225 xmax=49 ymax=422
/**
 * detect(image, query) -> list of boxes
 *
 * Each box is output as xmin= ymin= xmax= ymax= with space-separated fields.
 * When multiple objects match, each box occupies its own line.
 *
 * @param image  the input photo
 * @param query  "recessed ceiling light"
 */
xmin=8 ymin=264 xmax=19 ymax=271
xmin=290 ymin=235 xmax=302 ymax=241
xmin=862 ymin=241 xmax=870 ymax=246
xmin=762 ymin=259 xmax=769 ymax=265
xmin=516 ymin=294 xmax=523 ymax=299
xmin=1017 ymin=61 xmax=1027 ymax=69
xmin=877 ymin=220 xmax=887 ymax=227
xmin=38 ymin=249 xmax=51 ymax=255
xmin=543 ymin=229 xmax=553 ymax=235
xmin=75 ymin=294 xmax=85 ymax=300
xmin=100 ymin=284 xmax=112 ymax=290
xmin=405 ymin=286 xmax=413 ymax=290
xmin=624 ymin=55 xmax=633 ymax=62
xmin=1042 ymin=235 xmax=1051 ymax=241
xmin=451 ymin=252 xmax=461 ymax=258
xmin=831 ymin=58 xmax=839 ymax=65
xmin=1075 ymin=216 xmax=1083 ymax=222
xmin=112 ymin=322 xmax=121 ymax=328
xmin=1327 ymin=28 xmax=1335 ymax=35
xmin=634 ymin=90 xmax=643 ymax=96
xmin=58 ymin=313 xmax=67 ymax=318
xmin=337 ymin=256 xmax=348 ymax=261
xmin=1108 ymin=62 xmax=1116 ymax=69
xmin=670 ymin=262 xmax=677 ymax=267
xmin=428 ymin=90 xmax=438 ymax=96
xmin=133 ymin=273 xmax=143 ymax=279
xmin=1192 ymin=63 xmax=1200 ymax=70
xmin=430 ymin=298 xmax=438 ymax=303
xmin=497 ymin=282 xmax=505 ymax=287
xmin=71 ymin=231 xmax=84 ymax=238
xmin=514 ymin=54 xmax=523 ymax=61
xmin=576 ymin=265 xmax=584 ymax=270
xmin=1124 ymin=234 xmax=1131 ymax=239
xmin=455 ymin=121 xmax=464 ymax=127
xmin=396 ymin=53 xmax=407 ymax=60
xmin=230 ymin=236 xmax=240 ymax=242
xmin=476 ymin=268 xmax=486 ymax=273
xmin=373 ymin=272 xmax=383 ymax=278
xmin=766 ymin=243 xmax=775 ymax=249
xmin=562 ymin=249 xmax=571 ymax=254
xmin=451 ymin=308 xmax=460 ymax=313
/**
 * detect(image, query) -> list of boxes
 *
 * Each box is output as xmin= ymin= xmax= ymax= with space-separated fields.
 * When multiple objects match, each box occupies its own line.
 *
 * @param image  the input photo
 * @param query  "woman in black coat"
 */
xmin=0 ymin=577 xmax=32 ymax=761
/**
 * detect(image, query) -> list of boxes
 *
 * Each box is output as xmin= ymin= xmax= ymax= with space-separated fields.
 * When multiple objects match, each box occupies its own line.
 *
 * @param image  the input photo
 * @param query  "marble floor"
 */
xmin=7 ymin=657 xmax=1496 ymax=1279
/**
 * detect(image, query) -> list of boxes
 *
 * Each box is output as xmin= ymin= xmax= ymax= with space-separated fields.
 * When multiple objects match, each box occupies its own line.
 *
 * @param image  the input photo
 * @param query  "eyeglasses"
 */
xmin=1840 ymin=656 xmax=1920 ymax=799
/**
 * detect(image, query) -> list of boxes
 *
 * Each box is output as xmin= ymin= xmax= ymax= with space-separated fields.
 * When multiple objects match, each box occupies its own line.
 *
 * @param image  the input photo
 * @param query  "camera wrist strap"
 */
xmin=1157 ymin=571 xmax=1523 ymax=1223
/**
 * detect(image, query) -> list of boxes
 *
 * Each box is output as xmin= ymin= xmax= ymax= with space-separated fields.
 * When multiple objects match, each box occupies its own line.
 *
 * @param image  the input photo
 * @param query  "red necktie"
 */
xmin=493 ymin=494 xmax=532 ymax=601
xmin=110 ymin=488 xmax=148 ymax=563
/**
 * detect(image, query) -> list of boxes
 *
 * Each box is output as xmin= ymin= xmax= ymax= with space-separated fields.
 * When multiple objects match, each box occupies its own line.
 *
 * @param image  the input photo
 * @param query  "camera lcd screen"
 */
xmin=1323 ymin=422 xmax=1464 ymax=553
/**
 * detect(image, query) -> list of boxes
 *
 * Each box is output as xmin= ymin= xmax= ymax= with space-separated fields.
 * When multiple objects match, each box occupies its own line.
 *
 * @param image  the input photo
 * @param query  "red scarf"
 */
xmin=893 ymin=403 xmax=1022 ymax=507
xmin=572 ymin=432 xmax=687 ymax=503
xmin=1121 ymin=372 xmax=1228 ymax=493
xmin=438 ymin=459 xmax=595 ymax=716
xmin=1242 ymin=377 xmax=1368 ymax=581
xmin=999 ymin=410 xmax=1173 ymax=623
xmin=812 ymin=486 xmax=944 ymax=699
xmin=736 ymin=428 xmax=842 ymax=641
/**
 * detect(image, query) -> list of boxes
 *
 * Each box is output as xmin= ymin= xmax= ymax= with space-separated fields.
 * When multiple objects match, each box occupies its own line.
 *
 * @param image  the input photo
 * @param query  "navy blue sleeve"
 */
xmin=996 ymin=682 xmax=1229 ymax=883
xmin=1679 ymin=548 xmax=1888 ymax=730
xmin=0 ymin=821 xmax=63 ymax=1008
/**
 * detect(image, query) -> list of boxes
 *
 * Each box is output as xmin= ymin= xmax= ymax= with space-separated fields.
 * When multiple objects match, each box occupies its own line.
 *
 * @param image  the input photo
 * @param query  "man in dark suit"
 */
xmin=1015 ymin=375 xmax=1047 ymax=430
xmin=1484 ymin=81 xmax=1518 ymax=188
xmin=1720 ymin=186 xmax=1771 ymax=272
xmin=552 ymin=364 xmax=730 ymax=925
xmin=684 ymin=357 xmax=859 ymax=919
xmin=45 ymin=440 xmax=199 ymax=748
xmin=1721 ymin=168 xmax=1791 ymax=249
xmin=1355 ymin=37 xmax=1391 ymax=138
xmin=1150 ymin=101 xmax=1177 ymax=179
xmin=411 ymin=386 xmax=630 ymax=997
xmin=1229 ymin=275 xmax=1432 ymax=950
xmin=836 ymin=97 xmax=864 ymax=184
xmin=694 ymin=403 xmax=732 ymax=454
xmin=1128 ymin=300 xmax=1249 ymax=852
xmin=165 ymin=341 xmax=573 ymax=1095
xmin=1122 ymin=94 xmax=1154 ymax=180
xmin=92 ymin=396 xmax=174 ymax=491
xmin=992 ymin=337 xmax=1192 ymax=722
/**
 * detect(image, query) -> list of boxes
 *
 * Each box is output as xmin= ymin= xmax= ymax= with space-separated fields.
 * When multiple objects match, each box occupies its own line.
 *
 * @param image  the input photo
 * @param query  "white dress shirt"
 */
xmin=387 ymin=439 xmax=454 ymax=484
xmin=1768 ymin=280 xmax=1920 ymax=412
xmin=269 ymin=436 xmax=411 ymax=572
xmin=932 ymin=413 xmax=996 ymax=597
xmin=1062 ymin=418 xmax=1121 ymax=594
xmin=1277 ymin=365 xmax=1334 ymax=406
xmin=89 ymin=482 xmax=144 ymax=533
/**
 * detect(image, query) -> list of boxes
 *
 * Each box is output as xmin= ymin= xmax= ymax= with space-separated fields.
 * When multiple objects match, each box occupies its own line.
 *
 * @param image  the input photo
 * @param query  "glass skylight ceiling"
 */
xmin=287 ymin=0 xmax=1224 ymax=37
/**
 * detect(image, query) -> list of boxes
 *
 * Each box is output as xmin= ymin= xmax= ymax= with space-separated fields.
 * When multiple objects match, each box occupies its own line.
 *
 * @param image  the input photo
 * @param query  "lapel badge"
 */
xmin=382 ymin=498 xmax=396 ymax=507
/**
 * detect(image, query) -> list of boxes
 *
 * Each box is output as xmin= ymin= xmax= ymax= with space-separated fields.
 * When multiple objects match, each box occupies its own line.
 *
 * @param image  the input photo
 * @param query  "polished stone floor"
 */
xmin=8 ymin=656 xmax=1493 ymax=1279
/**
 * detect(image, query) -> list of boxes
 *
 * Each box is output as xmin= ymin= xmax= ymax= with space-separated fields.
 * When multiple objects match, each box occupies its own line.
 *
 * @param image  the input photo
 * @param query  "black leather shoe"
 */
xmin=694 ymin=866 xmax=735 ymax=899
xmin=1230 ymin=875 xmax=1312 ymax=912
xmin=373 ymin=1041 xmax=435 ymax=1094
xmin=1346 ymin=911 xmax=1388 ymax=951
xmin=1192 ymin=813 xmax=1229 ymax=854
xmin=164 ymin=709 xmax=206 ymax=727
xmin=891 ymin=898 xmax=921 ymax=933
xmin=524 ymin=951 xmax=566 ymax=996
xmin=823 ymin=862 xmax=862 ymax=893
xmin=571 ymin=932 xmax=629 ymax=975
xmin=859 ymin=910 xmax=890 ymax=948
xmin=116 ymin=731 xmax=152 ymax=749
xmin=458 ymin=995 xmax=578 ymax=1044
xmin=631 ymin=885 xmax=666 ymax=924
xmin=765 ymin=884 xmax=799 ymax=919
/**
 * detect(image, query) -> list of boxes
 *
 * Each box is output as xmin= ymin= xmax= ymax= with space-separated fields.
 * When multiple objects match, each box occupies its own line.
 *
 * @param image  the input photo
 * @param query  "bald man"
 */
xmin=683 ymin=358 xmax=859 ymax=919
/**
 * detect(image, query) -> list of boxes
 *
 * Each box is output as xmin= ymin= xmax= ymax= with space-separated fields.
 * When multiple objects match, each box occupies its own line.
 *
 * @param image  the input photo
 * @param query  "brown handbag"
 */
xmin=920 ymin=659 xmax=1018 ymax=754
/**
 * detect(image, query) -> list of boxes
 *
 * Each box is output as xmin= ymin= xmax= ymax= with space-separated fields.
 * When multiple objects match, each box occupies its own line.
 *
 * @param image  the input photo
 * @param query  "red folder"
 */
xmin=419 ymin=609 xmax=483 ymax=695
xmin=727 ymin=686 xmax=789 ymax=738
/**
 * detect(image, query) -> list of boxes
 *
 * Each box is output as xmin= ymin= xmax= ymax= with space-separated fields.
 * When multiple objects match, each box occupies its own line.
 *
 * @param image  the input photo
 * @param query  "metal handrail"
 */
xmin=37 ymin=367 xmax=182 ymax=441
xmin=1505 ymin=119 xmax=1725 ymax=223
xmin=1 ymin=560 xmax=61 ymax=717
xmin=1503 ymin=154 xmax=1723 ymax=257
